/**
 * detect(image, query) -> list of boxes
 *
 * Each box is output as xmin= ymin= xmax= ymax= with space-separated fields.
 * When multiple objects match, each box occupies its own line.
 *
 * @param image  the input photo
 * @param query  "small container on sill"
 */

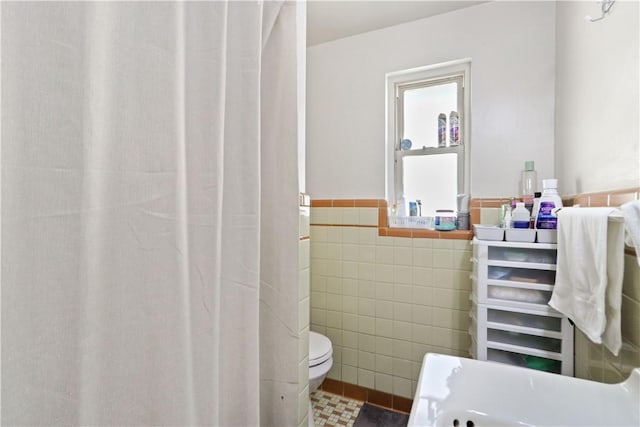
xmin=435 ymin=210 xmax=456 ymax=231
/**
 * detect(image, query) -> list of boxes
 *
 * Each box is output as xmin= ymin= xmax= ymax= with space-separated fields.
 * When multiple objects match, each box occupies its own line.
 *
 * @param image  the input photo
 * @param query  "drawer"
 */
xmin=487 ymin=266 xmax=556 ymax=285
xmin=488 ymin=307 xmax=561 ymax=333
xmin=487 ymin=328 xmax=562 ymax=353
xmin=473 ymin=277 xmax=553 ymax=309
xmin=486 ymin=348 xmax=562 ymax=374
xmin=488 ymin=246 xmax=556 ymax=265
xmin=487 ymin=284 xmax=552 ymax=306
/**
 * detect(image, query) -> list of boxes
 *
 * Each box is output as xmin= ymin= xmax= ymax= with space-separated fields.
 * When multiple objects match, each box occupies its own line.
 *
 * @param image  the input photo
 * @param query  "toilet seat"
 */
xmin=309 ymin=331 xmax=332 ymax=367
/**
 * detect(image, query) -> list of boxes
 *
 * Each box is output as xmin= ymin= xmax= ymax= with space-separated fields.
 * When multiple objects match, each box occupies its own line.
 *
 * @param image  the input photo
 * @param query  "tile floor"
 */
xmin=311 ymin=390 xmax=363 ymax=427
xmin=310 ymin=390 xmax=410 ymax=427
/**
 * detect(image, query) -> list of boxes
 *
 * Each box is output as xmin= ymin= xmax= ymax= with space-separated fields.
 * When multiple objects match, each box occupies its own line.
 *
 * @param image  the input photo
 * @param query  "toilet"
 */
xmin=309 ymin=331 xmax=333 ymax=391
xmin=308 ymin=331 xmax=333 ymax=426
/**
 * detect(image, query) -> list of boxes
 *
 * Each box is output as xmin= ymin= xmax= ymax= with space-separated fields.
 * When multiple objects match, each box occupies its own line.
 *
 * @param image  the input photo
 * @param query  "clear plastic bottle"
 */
xmin=535 ymin=179 xmax=563 ymax=229
xmin=500 ymin=203 xmax=511 ymax=228
xmin=502 ymin=208 xmax=512 ymax=229
xmin=521 ymin=161 xmax=537 ymax=198
xmin=397 ymin=194 xmax=408 ymax=217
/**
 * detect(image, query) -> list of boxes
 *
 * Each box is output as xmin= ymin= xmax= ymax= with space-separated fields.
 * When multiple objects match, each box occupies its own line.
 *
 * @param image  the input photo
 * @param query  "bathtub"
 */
xmin=409 ymin=353 xmax=640 ymax=427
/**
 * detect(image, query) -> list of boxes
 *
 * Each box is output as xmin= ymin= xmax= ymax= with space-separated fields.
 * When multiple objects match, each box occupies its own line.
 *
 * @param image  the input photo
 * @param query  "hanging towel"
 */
xmin=621 ymin=200 xmax=640 ymax=266
xmin=548 ymin=207 xmax=624 ymax=356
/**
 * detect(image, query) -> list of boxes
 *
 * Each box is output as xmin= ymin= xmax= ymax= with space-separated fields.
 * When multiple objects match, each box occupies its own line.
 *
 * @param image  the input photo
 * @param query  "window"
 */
xmin=386 ymin=60 xmax=470 ymax=218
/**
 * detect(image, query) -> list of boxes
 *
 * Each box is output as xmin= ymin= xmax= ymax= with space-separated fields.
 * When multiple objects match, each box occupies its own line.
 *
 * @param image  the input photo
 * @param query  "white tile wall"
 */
xmin=575 ymin=253 xmax=640 ymax=384
xmin=298 ymin=206 xmax=311 ymax=427
xmin=310 ymin=206 xmax=472 ymax=399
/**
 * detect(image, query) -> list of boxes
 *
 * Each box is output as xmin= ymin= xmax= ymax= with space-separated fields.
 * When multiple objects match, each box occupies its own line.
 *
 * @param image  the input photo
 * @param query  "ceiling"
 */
xmin=307 ymin=1 xmax=487 ymax=46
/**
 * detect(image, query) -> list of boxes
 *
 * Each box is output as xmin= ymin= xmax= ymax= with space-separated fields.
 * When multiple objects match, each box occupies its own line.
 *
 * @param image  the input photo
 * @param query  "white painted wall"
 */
xmin=298 ymin=1 xmax=307 ymax=193
xmin=307 ymin=1 xmax=556 ymax=199
xmin=555 ymin=1 xmax=639 ymax=195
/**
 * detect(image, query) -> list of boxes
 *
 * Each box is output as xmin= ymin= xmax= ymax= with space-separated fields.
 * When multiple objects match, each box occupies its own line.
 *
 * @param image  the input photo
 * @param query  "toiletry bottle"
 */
xmin=503 ymin=207 xmax=512 ymax=229
xmin=536 ymin=179 xmax=563 ymax=229
xmin=500 ymin=203 xmax=511 ymax=228
xmin=438 ymin=113 xmax=447 ymax=147
xmin=512 ymin=202 xmax=530 ymax=229
xmin=449 ymin=111 xmax=460 ymax=146
xmin=397 ymin=194 xmax=408 ymax=217
xmin=531 ymin=191 xmax=542 ymax=228
xmin=409 ymin=201 xmax=418 ymax=216
xmin=521 ymin=161 xmax=537 ymax=198
xmin=523 ymin=195 xmax=534 ymax=215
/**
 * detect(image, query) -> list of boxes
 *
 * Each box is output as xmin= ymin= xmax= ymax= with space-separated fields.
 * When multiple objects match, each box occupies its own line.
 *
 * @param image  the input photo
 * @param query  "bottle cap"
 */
xmin=525 ymin=161 xmax=535 ymax=171
xmin=400 ymin=139 xmax=412 ymax=150
xmin=543 ymin=179 xmax=558 ymax=189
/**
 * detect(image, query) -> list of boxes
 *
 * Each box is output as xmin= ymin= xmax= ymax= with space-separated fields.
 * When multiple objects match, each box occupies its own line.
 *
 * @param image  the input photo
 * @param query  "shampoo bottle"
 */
xmin=535 ymin=179 xmax=563 ymax=229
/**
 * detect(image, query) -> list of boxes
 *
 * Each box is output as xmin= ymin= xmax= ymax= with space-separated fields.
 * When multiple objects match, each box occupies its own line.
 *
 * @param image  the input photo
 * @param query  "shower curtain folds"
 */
xmin=1 ymin=1 xmax=302 ymax=426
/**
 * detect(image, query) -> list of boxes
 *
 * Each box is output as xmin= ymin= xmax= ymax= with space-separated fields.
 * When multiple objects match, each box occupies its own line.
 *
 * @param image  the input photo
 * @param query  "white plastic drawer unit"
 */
xmin=470 ymin=239 xmax=573 ymax=376
xmin=470 ymin=300 xmax=574 ymax=376
xmin=472 ymin=239 xmax=558 ymax=309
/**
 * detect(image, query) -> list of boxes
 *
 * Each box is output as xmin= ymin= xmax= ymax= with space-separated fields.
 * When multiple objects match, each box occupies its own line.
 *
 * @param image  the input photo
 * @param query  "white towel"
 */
xmin=548 ymin=207 xmax=624 ymax=356
xmin=621 ymin=200 xmax=640 ymax=266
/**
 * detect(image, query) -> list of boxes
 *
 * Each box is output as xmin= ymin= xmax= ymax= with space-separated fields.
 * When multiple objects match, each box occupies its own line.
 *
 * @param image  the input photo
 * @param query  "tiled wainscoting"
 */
xmin=310 ymin=200 xmax=473 ymax=400
xmin=298 ymin=195 xmax=311 ymax=427
xmin=569 ymin=188 xmax=640 ymax=383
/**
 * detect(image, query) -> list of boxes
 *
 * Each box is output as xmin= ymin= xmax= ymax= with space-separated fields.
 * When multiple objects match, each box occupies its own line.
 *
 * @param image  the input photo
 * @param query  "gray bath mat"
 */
xmin=353 ymin=402 xmax=409 ymax=427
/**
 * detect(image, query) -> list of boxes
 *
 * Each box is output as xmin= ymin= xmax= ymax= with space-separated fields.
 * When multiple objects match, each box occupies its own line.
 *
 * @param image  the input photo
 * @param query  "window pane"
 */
xmin=402 ymin=154 xmax=457 ymax=216
xmin=403 ymin=82 xmax=457 ymax=148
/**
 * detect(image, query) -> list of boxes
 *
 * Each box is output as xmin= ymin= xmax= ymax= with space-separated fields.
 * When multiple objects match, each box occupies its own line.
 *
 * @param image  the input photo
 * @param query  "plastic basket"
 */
xmin=388 ymin=215 xmax=434 ymax=229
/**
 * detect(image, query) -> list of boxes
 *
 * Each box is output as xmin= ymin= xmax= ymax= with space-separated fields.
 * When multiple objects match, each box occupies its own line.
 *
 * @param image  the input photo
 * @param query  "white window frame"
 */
xmin=385 ymin=59 xmax=471 ymax=213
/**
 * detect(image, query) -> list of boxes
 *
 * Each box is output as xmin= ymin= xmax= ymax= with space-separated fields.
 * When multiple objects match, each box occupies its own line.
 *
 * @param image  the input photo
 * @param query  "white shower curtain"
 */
xmin=1 ymin=1 xmax=303 ymax=426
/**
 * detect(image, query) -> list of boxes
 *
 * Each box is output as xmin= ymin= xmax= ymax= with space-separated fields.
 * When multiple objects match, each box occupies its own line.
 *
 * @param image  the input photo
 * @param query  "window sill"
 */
xmin=379 ymin=227 xmax=472 ymax=240
xmin=310 ymin=198 xmax=473 ymax=240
